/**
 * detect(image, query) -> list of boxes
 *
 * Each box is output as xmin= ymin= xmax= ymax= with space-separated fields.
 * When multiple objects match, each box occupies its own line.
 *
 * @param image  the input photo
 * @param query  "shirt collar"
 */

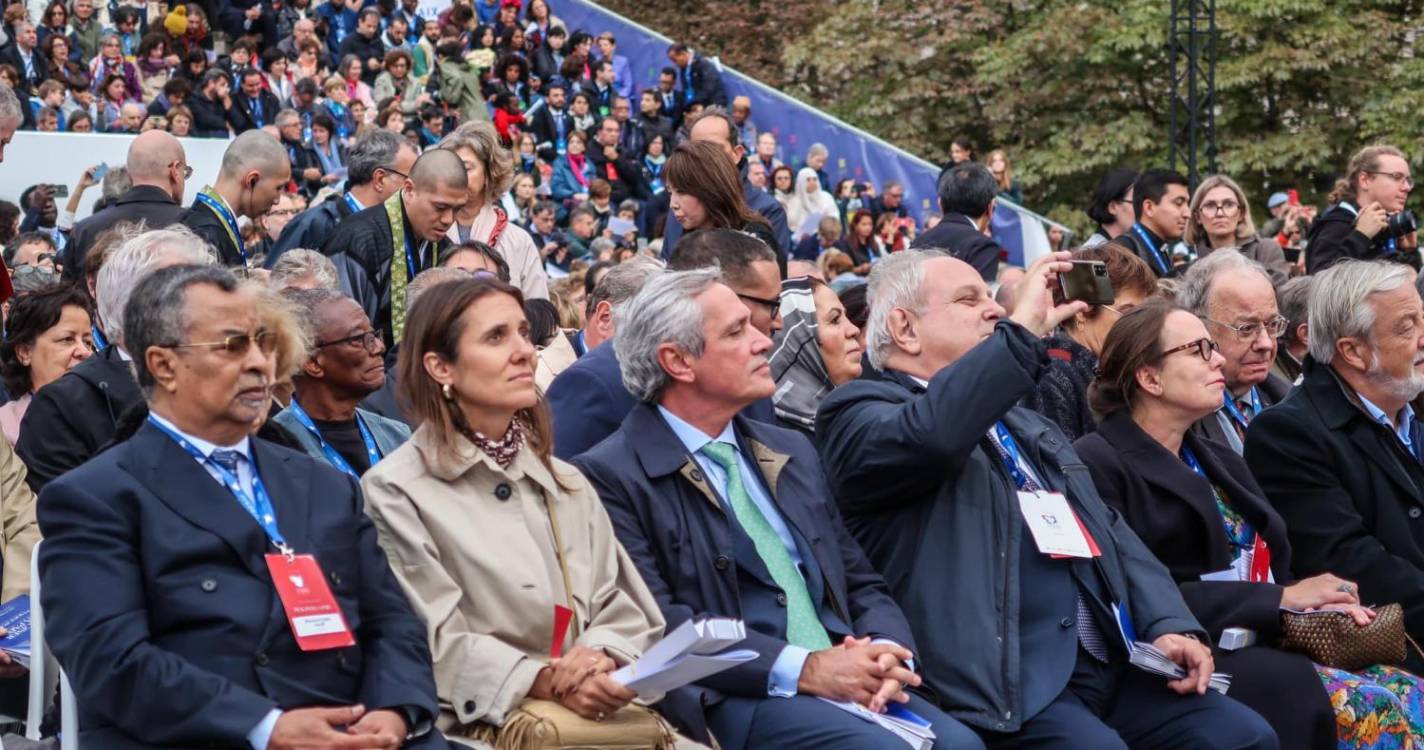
xmin=657 ymin=405 xmax=737 ymax=457
xmin=148 ymin=411 xmax=252 ymax=457
xmin=1358 ymin=393 xmax=1416 ymax=446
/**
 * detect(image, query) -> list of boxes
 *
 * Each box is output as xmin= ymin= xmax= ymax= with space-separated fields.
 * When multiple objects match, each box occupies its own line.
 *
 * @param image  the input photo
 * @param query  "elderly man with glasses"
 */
xmin=1176 ymin=249 xmax=1292 ymax=453
xmin=272 ymin=288 xmax=409 ymax=477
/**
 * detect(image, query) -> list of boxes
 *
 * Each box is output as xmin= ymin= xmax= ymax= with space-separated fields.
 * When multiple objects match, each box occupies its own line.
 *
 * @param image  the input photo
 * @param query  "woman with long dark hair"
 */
xmin=664 ymin=139 xmax=774 ymax=249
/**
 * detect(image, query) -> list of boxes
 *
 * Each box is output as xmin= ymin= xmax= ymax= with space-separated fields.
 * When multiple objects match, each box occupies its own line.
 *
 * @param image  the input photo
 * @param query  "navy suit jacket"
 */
xmin=572 ymin=403 xmax=913 ymax=750
xmin=548 ymin=340 xmax=635 ymax=461
xmin=37 ymin=422 xmax=444 ymax=749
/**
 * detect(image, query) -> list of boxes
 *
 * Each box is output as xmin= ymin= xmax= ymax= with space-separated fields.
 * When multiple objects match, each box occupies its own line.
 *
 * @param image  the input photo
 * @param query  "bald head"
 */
xmin=219 ymin=130 xmax=291 ymax=181
xmin=409 ymin=148 xmax=468 ymax=193
xmin=127 ymin=130 xmax=184 ymax=184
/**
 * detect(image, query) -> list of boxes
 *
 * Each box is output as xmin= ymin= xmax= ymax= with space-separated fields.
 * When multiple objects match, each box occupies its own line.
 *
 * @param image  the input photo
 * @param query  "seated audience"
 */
xmin=1305 ymin=145 xmax=1413 ymax=274
xmin=815 ymin=250 xmax=1278 ymax=749
xmin=1272 ymin=276 xmax=1313 ymax=384
xmin=1176 ymin=250 xmax=1291 ymax=453
xmin=1082 ymin=168 xmax=1137 ymax=248
xmin=664 ymin=139 xmax=776 ymax=254
xmin=0 ymin=284 xmax=94 ymax=443
xmin=269 ymin=248 xmax=340 ymax=291
xmin=361 ymin=265 xmax=471 ymax=427
xmin=1021 ymin=242 xmax=1156 ymax=440
xmin=1076 ymin=297 xmax=1423 ymax=750
xmin=362 ymin=277 xmax=683 ymax=744
xmin=769 ymin=276 xmax=862 ymax=435
xmin=1113 ymin=169 xmax=1191 ymax=278
xmin=273 ymin=288 xmax=410 ymax=476
xmin=574 ymin=268 xmax=985 ymax=750
xmin=1247 ymin=259 xmax=1424 ymax=670
xmin=1185 ymin=175 xmax=1290 ymax=286
xmin=910 ymin=162 xmax=1004 ymax=282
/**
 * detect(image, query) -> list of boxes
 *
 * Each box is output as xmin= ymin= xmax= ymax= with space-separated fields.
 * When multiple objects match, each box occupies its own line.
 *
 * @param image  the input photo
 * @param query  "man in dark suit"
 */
xmin=39 ymin=263 xmax=443 ymax=749
xmin=654 ymin=68 xmax=684 ymax=127
xmin=17 ymin=226 xmax=215 ymax=492
xmin=581 ymin=60 xmax=618 ymax=118
xmin=63 ymin=130 xmax=190 ymax=283
xmin=588 ymin=116 xmax=647 ymax=204
xmin=1177 ymin=250 xmax=1292 ymax=452
xmin=666 ymin=43 xmax=726 ymax=109
xmin=574 ymin=268 xmax=984 ymax=750
xmin=182 ymin=130 xmax=291 ymax=269
xmin=188 ymin=69 xmax=237 ymax=139
xmin=339 ymin=8 xmax=386 ymax=86
xmin=1247 ymin=259 xmax=1424 ymax=665
xmin=1112 ymin=169 xmax=1191 ymax=278
xmin=229 ymin=68 xmax=282 ymax=134
xmin=909 ymin=161 xmax=1003 ymax=283
xmin=1 ymin=22 xmax=47 ymax=98
xmin=815 ymin=250 xmax=1277 ymax=749
xmin=527 ymin=82 xmax=573 ymax=162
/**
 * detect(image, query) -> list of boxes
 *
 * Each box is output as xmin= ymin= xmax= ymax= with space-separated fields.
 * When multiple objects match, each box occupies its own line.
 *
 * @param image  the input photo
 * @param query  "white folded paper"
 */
xmin=1129 ymin=641 xmax=1232 ymax=694
xmin=818 ymin=699 xmax=936 ymax=750
xmin=611 ymin=617 xmax=757 ymax=697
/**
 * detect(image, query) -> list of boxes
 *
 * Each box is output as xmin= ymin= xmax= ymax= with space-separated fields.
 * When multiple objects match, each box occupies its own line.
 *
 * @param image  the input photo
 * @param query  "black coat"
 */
xmin=228 ymin=89 xmax=282 ymax=133
xmin=909 ymin=213 xmax=1000 ymax=282
xmin=0 ymin=45 xmax=47 ymax=94
xmin=338 ymin=32 xmax=384 ymax=84
xmin=526 ymin=105 xmax=572 ymax=160
xmin=547 ymin=340 xmax=634 ymax=462
xmin=282 ymin=137 xmax=324 ymax=196
xmin=15 ymin=345 xmax=143 ymax=493
xmin=1076 ymin=412 xmax=1334 ymax=750
xmin=266 ymin=191 xmax=358 ymax=267
xmin=1246 ymin=356 xmax=1424 ymax=672
xmin=1304 ymin=201 xmax=1412 ymax=274
xmin=62 ymin=185 xmax=184 ymax=283
xmin=37 ymin=421 xmax=444 ymax=749
xmin=1112 ymin=224 xmax=1179 ymax=278
xmin=678 ymin=54 xmax=725 ymax=108
xmin=187 ymin=93 xmax=233 ymax=138
xmin=180 ymin=196 xmax=246 ymax=268
xmin=1187 ymin=373 xmax=1292 ymax=452
xmin=1020 ymin=334 xmax=1099 ymax=442
xmin=587 ymin=145 xmax=646 ymax=204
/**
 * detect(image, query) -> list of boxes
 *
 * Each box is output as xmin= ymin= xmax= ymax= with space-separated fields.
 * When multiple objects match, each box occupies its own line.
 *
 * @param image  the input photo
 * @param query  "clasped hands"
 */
xmin=268 ymin=704 xmax=407 ymax=750
xmin=530 ymin=644 xmax=637 ymax=721
xmin=798 ymin=635 xmax=919 ymax=713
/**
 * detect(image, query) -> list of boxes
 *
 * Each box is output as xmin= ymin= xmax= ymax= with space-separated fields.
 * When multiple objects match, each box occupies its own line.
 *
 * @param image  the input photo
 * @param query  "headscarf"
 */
xmin=786 ymin=166 xmax=838 ymax=236
xmin=769 ymin=277 xmax=832 ymax=432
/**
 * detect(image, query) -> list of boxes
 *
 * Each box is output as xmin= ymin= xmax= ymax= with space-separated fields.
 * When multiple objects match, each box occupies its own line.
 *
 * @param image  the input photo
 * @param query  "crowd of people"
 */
xmin=0 ymin=1 xmax=1417 ymax=750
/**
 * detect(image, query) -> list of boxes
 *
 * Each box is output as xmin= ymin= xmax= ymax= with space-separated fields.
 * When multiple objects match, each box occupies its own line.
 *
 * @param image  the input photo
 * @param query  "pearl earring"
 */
xmin=442 ymin=383 xmax=453 ymax=401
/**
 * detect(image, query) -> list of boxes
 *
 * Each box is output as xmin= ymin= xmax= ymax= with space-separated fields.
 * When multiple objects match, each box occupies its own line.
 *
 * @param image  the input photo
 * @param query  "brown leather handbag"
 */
xmin=1279 ymin=603 xmax=1413 ymax=670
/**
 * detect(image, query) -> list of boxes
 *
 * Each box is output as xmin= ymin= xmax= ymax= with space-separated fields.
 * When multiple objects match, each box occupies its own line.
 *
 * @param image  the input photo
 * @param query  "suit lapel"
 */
xmin=1347 ymin=422 xmax=1424 ymax=501
xmin=742 ymin=431 xmax=828 ymax=603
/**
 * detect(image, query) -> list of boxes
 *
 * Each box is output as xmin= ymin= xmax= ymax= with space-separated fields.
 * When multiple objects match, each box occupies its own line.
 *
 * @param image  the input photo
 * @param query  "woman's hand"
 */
xmin=76 ymin=164 xmax=101 ymax=192
xmin=560 ymin=672 xmax=636 ymax=721
xmin=1316 ymin=603 xmax=1376 ymax=627
xmin=546 ymin=645 xmax=614 ymax=699
xmin=1281 ymin=573 xmax=1361 ymax=611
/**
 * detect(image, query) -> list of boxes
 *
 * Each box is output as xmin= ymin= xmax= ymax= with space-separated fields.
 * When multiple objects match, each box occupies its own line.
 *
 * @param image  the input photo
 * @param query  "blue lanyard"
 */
xmin=681 ymin=66 xmax=693 ymax=103
xmin=343 ymin=192 xmax=362 ymax=214
xmin=147 ymin=415 xmax=291 ymax=554
xmin=1220 ymin=387 xmax=1261 ymax=430
xmin=91 ymin=323 xmax=108 ymax=351
xmin=1131 ymin=223 xmax=1171 ymax=276
xmin=404 ymin=232 xmax=426 ymax=279
xmin=1179 ymin=444 xmax=1208 ymax=478
xmin=992 ymin=421 xmax=1038 ymax=491
xmin=195 ymin=191 xmax=247 ymax=266
xmin=286 ymin=399 xmax=381 ymax=478
xmin=250 ymin=97 xmax=264 ymax=127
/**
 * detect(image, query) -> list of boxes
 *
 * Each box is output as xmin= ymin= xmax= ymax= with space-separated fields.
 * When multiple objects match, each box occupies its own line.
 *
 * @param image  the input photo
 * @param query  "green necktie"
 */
xmin=699 ymin=441 xmax=832 ymax=651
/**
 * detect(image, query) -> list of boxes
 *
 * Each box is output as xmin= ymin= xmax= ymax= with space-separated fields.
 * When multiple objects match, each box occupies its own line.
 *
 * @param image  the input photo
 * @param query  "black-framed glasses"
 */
xmin=166 ymin=330 xmax=278 ymax=356
xmin=1199 ymin=200 xmax=1240 ymax=216
xmin=380 ymin=166 xmax=408 ymax=180
xmin=1162 ymin=337 xmax=1219 ymax=362
xmin=1204 ymin=315 xmax=1288 ymax=341
xmin=737 ymin=292 xmax=781 ymax=318
xmin=316 ymin=329 xmax=383 ymax=355
xmin=1365 ymin=170 xmax=1415 ymax=188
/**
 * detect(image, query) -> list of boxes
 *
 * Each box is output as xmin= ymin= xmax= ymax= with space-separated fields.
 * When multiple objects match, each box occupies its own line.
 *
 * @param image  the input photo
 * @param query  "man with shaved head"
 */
xmin=181 ymin=129 xmax=292 ymax=268
xmin=323 ymin=148 xmax=468 ymax=349
xmin=63 ymin=129 xmax=190 ymax=283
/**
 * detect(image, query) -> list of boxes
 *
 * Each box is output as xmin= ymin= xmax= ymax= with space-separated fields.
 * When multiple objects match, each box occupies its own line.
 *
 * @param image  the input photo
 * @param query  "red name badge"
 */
xmin=266 ymin=554 xmax=356 ymax=652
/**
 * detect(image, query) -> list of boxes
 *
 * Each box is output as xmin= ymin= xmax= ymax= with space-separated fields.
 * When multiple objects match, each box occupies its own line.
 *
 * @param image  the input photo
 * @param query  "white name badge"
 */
xmin=1018 ymin=491 xmax=1095 ymax=558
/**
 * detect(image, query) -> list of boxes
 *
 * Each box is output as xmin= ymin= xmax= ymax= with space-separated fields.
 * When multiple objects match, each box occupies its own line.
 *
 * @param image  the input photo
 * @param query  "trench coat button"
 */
xmin=200 ymin=578 xmax=217 ymax=592
xmin=1059 ymin=617 xmax=1072 ymax=629
xmin=494 ymin=483 xmax=513 ymax=500
xmin=689 ymin=468 xmax=704 ymax=483
xmin=714 ymin=555 xmax=730 ymax=571
xmin=463 ymin=700 xmax=477 ymax=714
xmin=776 ymin=593 xmax=788 ymax=607
xmin=255 ymin=651 xmax=270 ymax=666
xmin=1411 ymin=507 xmax=1423 ymax=520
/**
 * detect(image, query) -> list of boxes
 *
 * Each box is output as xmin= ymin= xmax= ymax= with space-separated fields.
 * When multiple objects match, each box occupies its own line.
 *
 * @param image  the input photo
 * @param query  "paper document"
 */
xmin=607 ymin=217 xmax=637 ymax=236
xmin=611 ymin=617 xmax=756 ymax=697
xmin=1128 ymin=641 xmax=1231 ymax=694
xmin=818 ymin=698 xmax=936 ymax=750
xmin=0 ymin=596 xmax=30 ymax=669
xmin=797 ymin=212 xmax=825 ymax=238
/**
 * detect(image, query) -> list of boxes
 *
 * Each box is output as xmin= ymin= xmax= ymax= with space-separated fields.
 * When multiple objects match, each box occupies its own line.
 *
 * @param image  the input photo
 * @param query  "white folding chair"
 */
xmin=24 ymin=541 xmax=76 ymax=749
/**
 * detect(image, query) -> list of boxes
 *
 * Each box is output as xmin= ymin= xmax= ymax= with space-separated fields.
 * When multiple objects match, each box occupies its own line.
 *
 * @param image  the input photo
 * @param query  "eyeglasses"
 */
xmin=737 ymin=293 xmax=781 ymax=318
xmin=1199 ymin=200 xmax=1240 ymax=216
xmin=170 ymin=160 xmax=193 ymax=178
xmin=166 ymin=330 xmax=278 ymax=356
xmin=380 ymin=166 xmax=408 ymax=180
xmin=1204 ymin=315 xmax=1288 ymax=341
xmin=1161 ymin=337 xmax=1219 ymax=362
xmin=316 ymin=329 xmax=383 ymax=355
xmin=1365 ymin=171 xmax=1415 ymax=188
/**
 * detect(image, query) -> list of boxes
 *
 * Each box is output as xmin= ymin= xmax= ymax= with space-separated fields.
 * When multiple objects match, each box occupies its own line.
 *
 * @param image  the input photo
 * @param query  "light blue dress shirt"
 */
xmin=148 ymin=413 xmax=281 ymax=749
xmin=1358 ymin=394 xmax=1417 ymax=451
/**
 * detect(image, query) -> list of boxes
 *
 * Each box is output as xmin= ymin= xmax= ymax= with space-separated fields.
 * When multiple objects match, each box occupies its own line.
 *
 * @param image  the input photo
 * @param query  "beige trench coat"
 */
xmin=361 ymin=424 xmax=665 ymax=739
xmin=446 ymin=204 xmax=551 ymax=302
xmin=0 ymin=432 xmax=37 ymax=603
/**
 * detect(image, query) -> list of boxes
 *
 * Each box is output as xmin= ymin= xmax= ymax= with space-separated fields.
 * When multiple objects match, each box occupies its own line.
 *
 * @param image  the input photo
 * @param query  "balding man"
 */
xmin=181 ymin=130 xmax=292 ymax=268
xmin=64 ymin=129 xmax=190 ymax=283
xmin=323 ymin=148 xmax=467 ymax=350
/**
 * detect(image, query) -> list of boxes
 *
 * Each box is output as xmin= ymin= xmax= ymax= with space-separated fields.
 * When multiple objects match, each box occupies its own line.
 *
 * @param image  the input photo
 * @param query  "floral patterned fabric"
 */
xmin=1316 ymin=664 xmax=1424 ymax=748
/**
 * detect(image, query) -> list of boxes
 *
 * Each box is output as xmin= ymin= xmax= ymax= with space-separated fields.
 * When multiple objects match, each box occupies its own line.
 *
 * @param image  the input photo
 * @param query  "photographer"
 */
xmin=1305 ymin=144 xmax=1416 ymax=273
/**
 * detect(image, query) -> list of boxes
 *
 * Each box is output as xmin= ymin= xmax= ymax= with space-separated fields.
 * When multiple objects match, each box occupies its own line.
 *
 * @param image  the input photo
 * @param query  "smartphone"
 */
xmin=47 ymin=183 xmax=68 ymax=198
xmin=1059 ymin=260 xmax=1115 ymax=306
xmin=93 ymin=163 xmax=110 ymax=181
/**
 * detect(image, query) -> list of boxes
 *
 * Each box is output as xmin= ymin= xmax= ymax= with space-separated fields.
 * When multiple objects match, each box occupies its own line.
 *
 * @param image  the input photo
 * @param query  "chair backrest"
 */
xmin=25 ymin=540 xmax=77 ymax=749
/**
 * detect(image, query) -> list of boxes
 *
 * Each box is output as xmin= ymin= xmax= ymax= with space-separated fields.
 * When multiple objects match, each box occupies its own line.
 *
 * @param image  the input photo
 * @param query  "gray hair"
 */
xmin=102 ymin=165 xmax=132 ymax=201
xmin=587 ymin=255 xmax=664 ymax=320
xmin=1277 ymin=276 xmax=1314 ymax=347
xmin=348 ymin=129 xmax=408 ymax=187
xmin=807 ymin=143 xmax=829 ymax=160
xmin=269 ymin=249 xmax=338 ymax=290
xmin=1174 ymin=248 xmax=1273 ymax=317
xmin=1307 ymin=260 xmax=1415 ymax=364
xmin=280 ymin=286 xmax=347 ymax=344
xmin=614 ymin=268 xmax=720 ymax=403
xmin=275 ymin=108 xmax=300 ymax=127
xmin=590 ymin=237 xmax=616 ymax=257
xmin=406 ymin=266 xmax=469 ymax=307
xmin=125 ymin=264 xmax=240 ymax=396
xmin=98 ymin=226 xmax=216 ymax=346
xmin=865 ymin=249 xmax=947 ymax=370
xmin=0 ymin=84 xmax=22 ymax=127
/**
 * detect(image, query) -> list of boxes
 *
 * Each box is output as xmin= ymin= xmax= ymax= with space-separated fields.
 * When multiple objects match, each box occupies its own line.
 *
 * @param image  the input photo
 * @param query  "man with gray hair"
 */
xmin=1272 ymin=275 xmax=1314 ymax=383
xmin=269 ymin=248 xmax=339 ymax=291
xmin=816 ymin=249 xmax=1277 ymax=748
xmin=1176 ymin=249 xmax=1291 ymax=453
xmin=547 ymin=255 xmax=664 ymax=459
xmin=0 ymin=83 xmax=21 ymax=163
xmin=574 ymin=268 xmax=984 ymax=750
xmin=16 ymin=225 xmax=214 ymax=491
xmin=1247 ymin=259 xmax=1424 ymax=660
xmin=180 ymin=129 xmax=292 ymax=268
xmin=268 ymin=129 xmax=420 ymax=266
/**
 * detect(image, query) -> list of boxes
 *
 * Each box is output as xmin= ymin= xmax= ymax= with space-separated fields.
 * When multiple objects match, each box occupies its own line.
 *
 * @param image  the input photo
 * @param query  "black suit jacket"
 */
xmin=909 ymin=212 xmax=1000 ymax=282
xmin=228 ymin=89 xmax=282 ymax=133
xmin=1 ymin=45 xmax=47 ymax=94
xmin=1188 ymin=373 xmax=1291 ymax=451
xmin=188 ymin=92 xmax=234 ymax=138
xmin=37 ymin=422 xmax=443 ymax=749
xmin=527 ymin=105 xmax=572 ymax=160
xmin=548 ymin=341 xmax=635 ymax=461
xmin=182 ymin=196 xmax=246 ymax=268
xmin=63 ymin=185 xmax=184 ymax=282
xmin=16 ymin=345 xmax=142 ymax=492
xmin=682 ymin=55 xmax=726 ymax=108
xmin=1246 ymin=356 xmax=1424 ymax=670
xmin=572 ymin=404 xmax=913 ymax=750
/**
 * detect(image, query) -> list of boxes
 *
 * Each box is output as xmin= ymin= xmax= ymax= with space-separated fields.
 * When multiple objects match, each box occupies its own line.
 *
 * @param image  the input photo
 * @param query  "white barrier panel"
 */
xmin=0 ymin=131 xmax=232 ymax=221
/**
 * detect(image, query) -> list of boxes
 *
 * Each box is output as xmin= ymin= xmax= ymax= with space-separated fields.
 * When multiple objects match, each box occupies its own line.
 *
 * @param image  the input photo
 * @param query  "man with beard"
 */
xmin=1176 ymin=250 xmax=1292 ymax=453
xmin=1247 ymin=259 xmax=1424 ymax=670
xmin=273 ymin=289 xmax=409 ymax=476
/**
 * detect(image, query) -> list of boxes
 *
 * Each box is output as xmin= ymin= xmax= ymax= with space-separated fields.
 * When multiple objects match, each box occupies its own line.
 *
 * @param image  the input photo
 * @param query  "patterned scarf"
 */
xmin=463 ymin=418 xmax=525 ymax=468
xmin=768 ymin=278 xmax=831 ymax=431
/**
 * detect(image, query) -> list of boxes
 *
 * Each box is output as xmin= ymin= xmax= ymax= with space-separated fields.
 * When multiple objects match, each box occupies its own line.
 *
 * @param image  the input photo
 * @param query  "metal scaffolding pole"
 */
xmin=1169 ymin=0 xmax=1218 ymax=190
